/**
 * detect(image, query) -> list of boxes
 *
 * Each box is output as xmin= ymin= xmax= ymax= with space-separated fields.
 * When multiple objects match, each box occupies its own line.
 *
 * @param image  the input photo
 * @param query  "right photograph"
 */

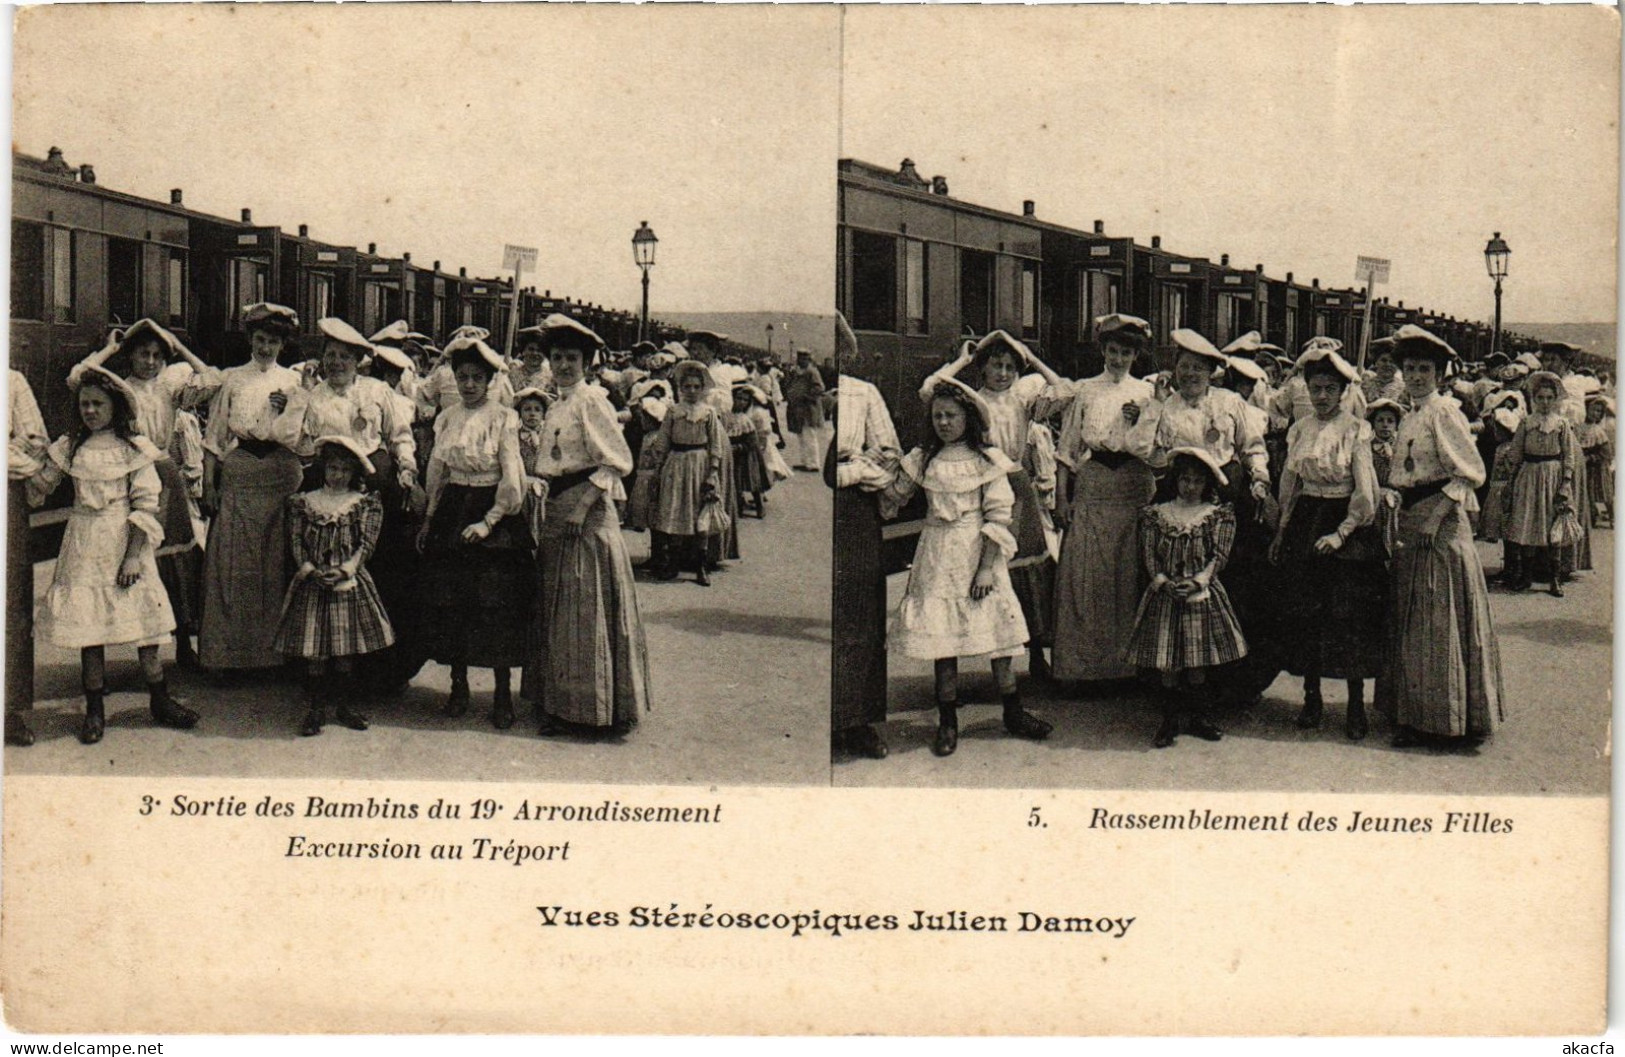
xmin=830 ymin=5 xmax=1616 ymax=792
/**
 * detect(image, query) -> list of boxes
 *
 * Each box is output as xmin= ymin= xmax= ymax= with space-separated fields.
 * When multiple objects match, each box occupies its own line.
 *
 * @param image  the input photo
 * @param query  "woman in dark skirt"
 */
xmin=1268 ymin=348 xmax=1386 ymax=739
xmin=415 ymin=334 xmax=534 ymax=728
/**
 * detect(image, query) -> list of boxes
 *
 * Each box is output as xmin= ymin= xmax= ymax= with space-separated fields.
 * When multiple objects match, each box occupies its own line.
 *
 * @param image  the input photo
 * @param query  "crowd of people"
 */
xmin=6 ymin=308 xmax=820 ymax=748
xmin=833 ymin=311 xmax=1613 ymax=759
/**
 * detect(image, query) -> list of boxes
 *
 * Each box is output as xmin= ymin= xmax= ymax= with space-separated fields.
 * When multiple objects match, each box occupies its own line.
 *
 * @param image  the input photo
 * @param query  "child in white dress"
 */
xmin=880 ymin=379 xmax=1052 ymax=757
xmin=28 ymin=366 xmax=198 ymax=744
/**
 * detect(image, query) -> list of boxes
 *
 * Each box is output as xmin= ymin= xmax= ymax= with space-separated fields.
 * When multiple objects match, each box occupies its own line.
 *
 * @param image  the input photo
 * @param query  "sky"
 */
xmin=13 ymin=5 xmax=840 ymax=316
xmin=841 ymin=5 xmax=1619 ymax=324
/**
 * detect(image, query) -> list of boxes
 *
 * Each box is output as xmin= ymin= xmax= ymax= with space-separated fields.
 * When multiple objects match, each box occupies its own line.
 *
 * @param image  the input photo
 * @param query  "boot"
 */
xmin=444 ymin=669 xmax=470 ymax=718
xmin=1296 ymin=682 xmax=1324 ymax=729
xmin=651 ymin=533 xmax=680 ymax=581
xmin=1502 ymin=544 xmax=1530 ymax=591
xmin=300 ymin=675 xmax=325 ymax=736
xmin=1152 ymin=694 xmax=1179 ymax=749
xmin=1183 ymin=687 xmax=1224 ymax=741
xmin=490 ymin=674 xmax=515 ymax=730
xmin=174 ymin=633 xmax=200 ymax=671
xmin=1345 ymin=681 xmax=1368 ymax=741
xmin=80 ymin=689 xmax=105 ymax=745
xmin=5 ymin=711 xmax=34 ymax=748
xmin=1028 ymin=647 xmax=1051 ymax=683
xmin=333 ymin=671 xmax=369 ymax=731
xmin=148 ymin=678 xmax=199 ymax=729
xmin=694 ymin=541 xmax=711 ymax=587
xmin=1002 ymin=691 xmax=1052 ymax=740
xmin=932 ymin=701 xmax=959 ymax=757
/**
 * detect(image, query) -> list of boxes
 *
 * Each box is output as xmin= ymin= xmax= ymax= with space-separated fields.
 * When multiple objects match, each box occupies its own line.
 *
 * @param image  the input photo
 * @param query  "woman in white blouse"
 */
xmin=1051 ymin=314 xmax=1156 ymax=684
xmin=1268 ymin=348 xmax=1386 ymax=739
xmin=414 ymin=335 xmax=534 ymax=729
xmin=1129 ymin=328 xmax=1278 ymax=706
xmin=286 ymin=318 xmax=422 ymax=690
xmin=526 ymin=315 xmax=651 ymax=738
xmin=199 ymin=303 xmax=306 ymax=670
xmin=1376 ymin=326 xmax=1504 ymax=747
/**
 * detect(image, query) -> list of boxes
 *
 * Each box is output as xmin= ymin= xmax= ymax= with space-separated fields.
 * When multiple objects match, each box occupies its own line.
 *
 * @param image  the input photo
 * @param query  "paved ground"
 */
xmin=7 ymin=469 xmax=832 ymax=786
xmin=836 ymin=530 xmax=1613 ymax=795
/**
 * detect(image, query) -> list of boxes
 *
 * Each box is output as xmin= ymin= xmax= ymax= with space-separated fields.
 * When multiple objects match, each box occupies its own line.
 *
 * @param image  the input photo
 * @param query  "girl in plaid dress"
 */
xmin=274 ymin=438 xmax=393 ymax=736
xmin=1125 ymin=448 xmax=1248 ymax=748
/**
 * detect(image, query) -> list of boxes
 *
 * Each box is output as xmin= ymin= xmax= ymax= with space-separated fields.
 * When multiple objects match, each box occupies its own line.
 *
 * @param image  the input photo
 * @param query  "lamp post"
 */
xmin=632 ymin=220 xmax=658 ymax=343
xmin=1484 ymin=232 xmax=1510 ymax=358
xmin=765 ymin=323 xmax=774 ymax=359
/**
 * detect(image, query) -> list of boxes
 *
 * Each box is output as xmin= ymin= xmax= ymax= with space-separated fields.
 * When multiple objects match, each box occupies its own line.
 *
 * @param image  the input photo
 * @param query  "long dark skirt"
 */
xmin=1006 ymin=467 xmax=1054 ymax=648
xmin=200 ymin=446 xmax=303 ymax=669
xmin=7 ymin=480 xmax=32 ymax=712
xmin=832 ymin=485 xmax=887 ymax=733
xmin=528 ymin=483 xmax=651 ymax=728
xmin=733 ymin=436 xmax=769 ymax=498
xmin=421 ymin=483 xmax=534 ymax=669
xmin=357 ymin=449 xmax=426 ymax=689
xmin=1276 ymin=495 xmax=1386 ymax=680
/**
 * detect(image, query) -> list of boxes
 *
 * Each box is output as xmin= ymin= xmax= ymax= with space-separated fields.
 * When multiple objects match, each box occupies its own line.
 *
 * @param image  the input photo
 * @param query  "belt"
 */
xmin=1399 ymin=480 xmax=1447 ymax=508
xmin=545 ymin=468 xmax=596 ymax=494
xmin=233 ymin=437 xmax=283 ymax=458
xmin=670 ymin=441 xmax=708 ymax=453
xmin=1523 ymin=453 xmax=1561 ymax=464
xmin=1089 ymin=449 xmax=1135 ymax=471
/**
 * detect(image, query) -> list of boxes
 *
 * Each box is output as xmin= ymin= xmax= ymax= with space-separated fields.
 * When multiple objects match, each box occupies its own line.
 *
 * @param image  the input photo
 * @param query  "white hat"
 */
xmin=369 ymin=344 xmax=413 ymax=372
xmin=117 ymin=318 xmax=191 ymax=360
xmin=449 ymin=324 xmax=492 ymax=344
xmin=639 ymin=397 xmax=669 ymax=423
xmin=313 ymin=435 xmax=376 ymax=477
xmin=242 ymin=302 xmax=300 ymax=331
xmin=974 ymin=329 xmax=1035 ymax=365
xmin=1166 ymin=445 xmax=1229 ymax=488
xmin=630 ymin=378 xmax=672 ymax=404
xmin=511 ymin=386 xmax=552 ymax=410
xmin=1221 ymin=330 xmax=1264 ymax=355
xmin=539 ymin=314 xmax=605 ymax=352
xmin=1170 ymin=329 xmax=1228 ymax=364
xmin=1226 ymin=355 xmax=1268 ymax=383
xmin=68 ymin=362 xmax=140 ymax=406
xmin=599 ymin=369 xmax=624 ymax=387
xmin=443 ymin=334 xmax=507 ymax=374
xmin=925 ymin=374 xmax=996 ymax=431
xmin=317 ymin=317 xmax=373 ymax=352
xmin=1299 ymin=336 xmax=1343 ymax=357
xmin=732 ymin=382 xmax=770 ymax=407
xmin=1295 ymin=345 xmax=1362 ymax=384
xmin=663 ymin=342 xmax=691 ymax=361
xmin=369 ymin=320 xmax=411 ymax=345
xmin=1391 ymin=325 xmax=1458 ymax=364
xmin=1365 ymin=397 xmax=1406 ymax=423
xmin=1095 ymin=313 xmax=1153 ymax=342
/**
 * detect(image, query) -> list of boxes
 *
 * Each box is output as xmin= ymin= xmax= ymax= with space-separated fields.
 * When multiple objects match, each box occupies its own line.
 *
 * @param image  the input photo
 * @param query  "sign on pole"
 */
xmin=1355 ymin=256 xmax=1391 ymax=286
xmin=501 ymin=244 xmax=538 ymax=358
xmin=1354 ymin=256 xmax=1391 ymax=369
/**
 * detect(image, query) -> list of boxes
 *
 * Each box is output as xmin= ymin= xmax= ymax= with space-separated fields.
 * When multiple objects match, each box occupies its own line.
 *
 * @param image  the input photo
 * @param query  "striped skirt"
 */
xmin=528 ymin=483 xmax=651 ymax=728
xmin=272 ymin=568 xmax=395 ymax=661
xmin=199 ymin=446 xmax=302 ymax=669
xmin=1376 ymin=493 xmax=1505 ymax=737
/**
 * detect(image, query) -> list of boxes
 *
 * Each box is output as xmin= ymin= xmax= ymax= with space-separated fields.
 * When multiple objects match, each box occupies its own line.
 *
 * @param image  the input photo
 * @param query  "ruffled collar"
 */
xmin=1152 ymin=499 xmax=1222 ymax=534
xmin=50 ymin=432 xmax=163 ymax=480
xmin=671 ymin=401 xmax=714 ymax=422
xmin=906 ymin=443 xmax=1018 ymax=493
xmin=1526 ymin=411 xmax=1565 ymax=434
xmin=301 ymin=488 xmax=366 ymax=522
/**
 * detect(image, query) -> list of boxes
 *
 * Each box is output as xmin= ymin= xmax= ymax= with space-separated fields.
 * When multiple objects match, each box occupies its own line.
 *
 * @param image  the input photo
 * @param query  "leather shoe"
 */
xmin=932 ymin=722 xmax=958 ymax=757
xmin=5 ymin=712 xmax=34 ymax=747
xmin=1152 ymin=716 xmax=1179 ymax=749
xmin=1345 ymin=705 xmax=1368 ymax=741
xmin=300 ymin=708 xmax=325 ymax=737
xmin=335 ymin=706 xmax=370 ymax=732
xmin=1185 ymin=715 xmax=1224 ymax=741
xmin=846 ymin=725 xmax=887 ymax=760
xmin=1296 ymin=694 xmax=1324 ymax=730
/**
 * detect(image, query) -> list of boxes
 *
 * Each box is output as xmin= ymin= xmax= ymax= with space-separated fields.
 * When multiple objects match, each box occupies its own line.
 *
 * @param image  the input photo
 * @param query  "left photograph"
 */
xmin=6 ymin=4 xmax=838 ymax=786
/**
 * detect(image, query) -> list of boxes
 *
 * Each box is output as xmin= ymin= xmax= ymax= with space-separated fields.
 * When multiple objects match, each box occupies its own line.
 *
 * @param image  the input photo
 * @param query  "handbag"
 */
xmin=1550 ymin=508 xmax=1585 ymax=548
xmin=695 ymin=496 xmax=732 ymax=537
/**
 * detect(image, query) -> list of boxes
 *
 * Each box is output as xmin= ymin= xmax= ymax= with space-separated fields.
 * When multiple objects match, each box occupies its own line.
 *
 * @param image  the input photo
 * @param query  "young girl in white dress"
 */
xmin=28 ymin=366 xmax=199 ymax=744
xmin=880 ymin=378 xmax=1052 ymax=757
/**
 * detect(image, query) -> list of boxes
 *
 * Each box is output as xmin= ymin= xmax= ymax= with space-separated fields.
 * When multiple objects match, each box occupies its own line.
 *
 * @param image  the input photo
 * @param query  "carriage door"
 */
xmin=107 ymin=237 xmax=143 ymax=327
xmin=960 ymin=249 xmax=995 ymax=337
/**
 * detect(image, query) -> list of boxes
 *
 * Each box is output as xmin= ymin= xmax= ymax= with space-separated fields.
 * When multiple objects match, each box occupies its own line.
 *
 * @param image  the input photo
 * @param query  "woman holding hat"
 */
xmin=199 ymin=302 xmax=307 ymax=670
xmin=1378 ymin=325 xmax=1503 ymax=747
xmin=528 ymin=315 xmax=651 ymax=737
xmin=921 ymin=330 xmax=1074 ymax=681
xmin=1129 ymin=327 xmax=1276 ymax=706
xmin=1052 ymin=313 xmax=1156 ymax=684
xmin=1267 ymin=347 xmax=1385 ymax=739
xmin=1270 ymin=337 xmax=1368 ymax=425
xmin=69 ymin=319 xmax=221 ymax=668
xmin=28 ymin=366 xmax=198 ymax=743
xmin=273 ymin=437 xmax=393 ymax=736
xmin=284 ymin=318 xmax=422 ymax=691
xmin=415 ymin=332 xmax=535 ymax=728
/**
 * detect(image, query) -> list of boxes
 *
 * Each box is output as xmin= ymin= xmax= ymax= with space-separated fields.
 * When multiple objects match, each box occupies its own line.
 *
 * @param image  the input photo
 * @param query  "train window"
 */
xmin=229 ymin=259 xmax=268 ymax=321
xmin=1020 ymin=261 xmax=1038 ymax=338
xmin=960 ymin=249 xmax=995 ymax=336
xmin=1314 ymin=312 xmax=1329 ymax=338
xmin=310 ymin=273 xmax=333 ymax=321
xmin=903 ymin=239 xmax=928 ymax=334
xmin=1076 ymin=270 xmax=1121 ymax=341
xmin=1216 ymin=293 xmax=1250 ymax=346
xmin=433 ymin=296 xmax=445 ymax=338
xmin=362 ymin=283 xmax=387 ymax=334
xmin=166 ymin=251 xmax=186 ymax=326
xmin=11 ymin=220 xmax=45 ymax=322
xmin=50 ymin=227 xmax=76 ymax=324
xmin=107 ymin=238 xmax=143 ymax=327
xmin=461 ymin=302 xmax=473 ymax=327
xmin=850 ymin=230 xmax=897 ymax=332
xmin=1156 ymin=282 xmax=1185 ymax=340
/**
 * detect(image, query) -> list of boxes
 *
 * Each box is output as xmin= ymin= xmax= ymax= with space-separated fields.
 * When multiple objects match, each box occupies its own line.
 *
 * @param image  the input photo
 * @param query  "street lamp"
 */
xmin=632 ymin=220 xmax=658 ymax=343
xmin=1484 ymin=231 xmax=1510 ymax=357
xmin=765 ymin=323 xmax=774 ymax=358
